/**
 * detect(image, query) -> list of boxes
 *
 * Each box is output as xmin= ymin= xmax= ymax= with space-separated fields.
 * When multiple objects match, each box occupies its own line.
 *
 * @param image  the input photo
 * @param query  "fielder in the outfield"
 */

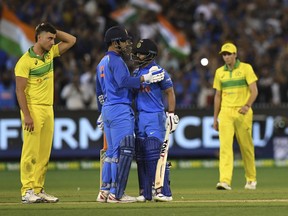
xmin=95 ymin=26 xmax=165 ymax=203
xmin=131 ymin=39 xmax=179 ymax=202
xmin=15 ymin=22 xmax=76 ymax=203
xmin=213 ymin=42 xmax=258 ymax=190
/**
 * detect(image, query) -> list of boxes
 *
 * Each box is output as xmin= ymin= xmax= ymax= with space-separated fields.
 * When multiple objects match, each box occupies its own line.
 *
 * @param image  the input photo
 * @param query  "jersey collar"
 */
xmin=223 ymin=59 xmax=240 ymax=71
xmin=28 ymin=46 xmax=48 ymax=60
xmin=106 ymin=51 xmax=120 ymax=56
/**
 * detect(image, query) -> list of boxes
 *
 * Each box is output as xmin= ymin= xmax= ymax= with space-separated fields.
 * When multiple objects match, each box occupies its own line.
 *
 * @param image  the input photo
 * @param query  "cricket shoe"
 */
xmin=21 ymin=189 xmax=42 ymax=204
xmin=136 ymin=195 xmax=146 ymax=202
xmin=96 ymin=190 xmax=109 ymax=203
xmin=107 ymin=193 xmax=137 ymax=203
xmin=216 ymin=182 xmax=232 ymax=190
xmin=37 ymin=189 xmax=59 ymax=203
xmin=153 ymin=193 xmax=173 ymax=202
xmin=244 ymin=181 xmax=257 ymax=190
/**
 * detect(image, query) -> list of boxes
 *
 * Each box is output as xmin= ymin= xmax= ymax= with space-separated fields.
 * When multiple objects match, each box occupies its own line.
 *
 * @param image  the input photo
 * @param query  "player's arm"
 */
xmin=246 ymin=82 xmax=258 ymax=107
xmin=213 ymin=90 xmax=221 ymax=131
xmin=56 ymin=30 xmax=76 ymax=55
xmin=164 ymin=87 xmax=176 ymax=113
xmin=15 ymin=76 xmax=34 ymax=132
xmin=164 ymin=87 xmax=179 ymax=133
xmin=238 ymin=81 xmax=258 ymax=114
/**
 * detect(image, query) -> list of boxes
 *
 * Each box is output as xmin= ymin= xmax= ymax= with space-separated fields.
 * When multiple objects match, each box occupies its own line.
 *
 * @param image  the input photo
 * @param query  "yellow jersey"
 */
xmin=15 ymin=45 xmax=60 ymax=106
xmin=213 ymin=60 xmax=258 ymax=107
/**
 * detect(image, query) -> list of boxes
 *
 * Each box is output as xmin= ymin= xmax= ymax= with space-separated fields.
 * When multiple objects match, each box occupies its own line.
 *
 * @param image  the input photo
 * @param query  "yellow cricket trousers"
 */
xmin=218 ymin=107 xmax=256 ymax=186
xmin=20 ymin=105 xmax=54 ymax=196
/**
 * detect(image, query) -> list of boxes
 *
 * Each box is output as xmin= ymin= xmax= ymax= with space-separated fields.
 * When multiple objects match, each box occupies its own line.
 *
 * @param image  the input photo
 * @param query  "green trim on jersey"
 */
xmin=221 ymin=78 xmax=247 ymax=89
xmin=14 ymin=45 xmax=60 ymax=105
xmin=30 ymin=62 xmax=54 ymax=77
xmin=28 ymin=47 xmax=54 ymax=77
xmin=223 ymin=59 xmax=240 ymax=71
xmin=213 ymin=60 xmax=258 ymax=107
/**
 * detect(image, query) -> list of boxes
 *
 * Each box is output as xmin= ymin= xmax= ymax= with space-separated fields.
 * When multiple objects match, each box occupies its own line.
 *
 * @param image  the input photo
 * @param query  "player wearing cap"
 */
xmin=131 ymin=39 xmax=179 ymax=202
xmin=95 ymin=26 xmax=165 ymax=203
xmin=213 ymin=42 xmax=258 ymax=190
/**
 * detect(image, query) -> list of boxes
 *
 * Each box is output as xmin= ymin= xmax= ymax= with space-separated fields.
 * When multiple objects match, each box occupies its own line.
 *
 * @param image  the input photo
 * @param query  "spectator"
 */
xmin=0 ymin=71 xmax=17 ymax=110
xmin=61 ymin=73 xmax=94 ymax=110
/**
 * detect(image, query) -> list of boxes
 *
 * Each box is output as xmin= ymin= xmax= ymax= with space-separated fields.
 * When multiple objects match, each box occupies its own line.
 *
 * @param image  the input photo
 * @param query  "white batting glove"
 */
xmin=143 ymin=66 xmax=165 ymax=83
xmin=166 ymin=112 xmax=179 ymax=133
xmin=98 ymin=95 xmax=104 ymax=105
xmin=97 ymin=114 xmax=104 ymax=131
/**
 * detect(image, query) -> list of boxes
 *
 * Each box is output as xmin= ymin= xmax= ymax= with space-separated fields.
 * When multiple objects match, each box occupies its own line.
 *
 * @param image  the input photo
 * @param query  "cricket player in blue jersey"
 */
xmin=95 ymin=26 xmax=165 ymax=203
xmin=131 ymin=39 xmax=179 ymax=202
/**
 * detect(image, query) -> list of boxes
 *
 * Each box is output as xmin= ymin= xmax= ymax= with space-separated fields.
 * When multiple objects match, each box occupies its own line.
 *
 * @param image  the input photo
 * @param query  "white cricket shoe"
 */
xmin=96 ymin=190 xmax=109 ymax=203
xmin=107 ymin=193 xmax=137 ymax=203
xmin=136 ymin=195 xmax=146 ymax=202
xmin=153 ymin=193 xmax=173 ymax=202
xmin=37 ymin=189 xmax=59 ymax=203
xmin=216 ymin=182 xmax=232 ymax=190
xmin=21 ymin=189 xmax=42 ymax=204
xmin=245 ymin=181 xmax=257 ymax=190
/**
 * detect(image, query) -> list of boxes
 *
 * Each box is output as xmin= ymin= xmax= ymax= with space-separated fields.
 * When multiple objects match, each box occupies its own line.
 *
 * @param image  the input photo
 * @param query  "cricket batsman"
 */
xmin=95 ymin=26 xmax=165 ymax=203
xmin=131 ymin=39 xmax=179 ymax=202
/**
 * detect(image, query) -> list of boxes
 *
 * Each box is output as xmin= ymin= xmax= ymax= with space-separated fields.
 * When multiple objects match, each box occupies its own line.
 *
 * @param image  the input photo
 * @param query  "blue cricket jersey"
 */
xmin=133 ymin=61 xmax=173 ymax=113
xmin=96 ymin=51 xmax=141 ymax=111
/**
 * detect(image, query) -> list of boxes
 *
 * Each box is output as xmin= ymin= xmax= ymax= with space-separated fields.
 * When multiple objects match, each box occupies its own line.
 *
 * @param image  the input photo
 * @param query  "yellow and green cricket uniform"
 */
xmin=15 ymin=45 xmax=60 ymax=196
xmin=213 ymin=59 xmax=258 ymax=186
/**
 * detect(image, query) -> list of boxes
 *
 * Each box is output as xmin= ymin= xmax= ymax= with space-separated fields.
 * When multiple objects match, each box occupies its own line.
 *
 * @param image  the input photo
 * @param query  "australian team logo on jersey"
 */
xmin=45 ymin=52 xmax=51 ymax=60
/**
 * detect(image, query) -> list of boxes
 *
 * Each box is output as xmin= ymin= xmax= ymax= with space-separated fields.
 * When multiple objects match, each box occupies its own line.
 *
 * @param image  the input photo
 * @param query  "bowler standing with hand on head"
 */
xmin=15 ymin=22 xmax=76 ymax=203
xmin=213 ymin=42 xmax=258 ymax=191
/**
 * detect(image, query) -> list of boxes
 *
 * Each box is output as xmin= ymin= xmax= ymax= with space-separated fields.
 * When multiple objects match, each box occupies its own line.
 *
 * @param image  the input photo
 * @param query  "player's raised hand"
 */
xmin=143 ymin=66 xmax=165 ymax=83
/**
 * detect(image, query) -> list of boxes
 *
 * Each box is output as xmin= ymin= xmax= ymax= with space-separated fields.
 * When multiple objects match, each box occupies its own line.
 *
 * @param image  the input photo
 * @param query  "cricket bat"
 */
xmin=154 ymin=124 xmax=170 ymax=193
xmin=99 ymin=133 xmax=107 ymax=188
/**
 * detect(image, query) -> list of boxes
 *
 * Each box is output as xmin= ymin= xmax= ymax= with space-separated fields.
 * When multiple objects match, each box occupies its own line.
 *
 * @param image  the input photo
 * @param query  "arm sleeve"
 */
xmin=52 ymin=44 xmax=60 ymax=58
xmin=213 ymin=70 xmax=221 ymax=91
xmin=159 ymin=70 xmax=173 ymax=90
xmin=95 ymin=70 xmax=103 ymax=112
xmin=15 ymin=58 xmax=30 ymax=78
xmin=113 ymin=60 xmax=141 ymax=88
xmin=246 ymin=64 xmax=258 ymax=84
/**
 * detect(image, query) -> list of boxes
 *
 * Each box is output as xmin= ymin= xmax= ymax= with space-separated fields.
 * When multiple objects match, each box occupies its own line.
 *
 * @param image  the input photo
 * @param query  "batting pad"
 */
xmin=162 ymin=162 xmax=172 ymax=196
xmin=115 ymin=135 xmax=135 ymax=199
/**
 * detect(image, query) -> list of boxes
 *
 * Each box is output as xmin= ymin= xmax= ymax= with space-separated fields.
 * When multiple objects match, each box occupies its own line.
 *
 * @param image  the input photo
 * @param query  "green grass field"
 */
xmin=1 ymin=166 xmax=288 ymax=216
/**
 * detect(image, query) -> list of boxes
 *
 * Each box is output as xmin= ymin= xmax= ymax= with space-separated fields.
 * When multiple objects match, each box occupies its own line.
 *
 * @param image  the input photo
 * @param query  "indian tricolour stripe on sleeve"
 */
xmin=157 ymin=15 xmax=191 ymax=58
xmin=110 ymin=6 xmax=137 ymax=24
xmin=0 ymin=4 xmax=34 ymax=57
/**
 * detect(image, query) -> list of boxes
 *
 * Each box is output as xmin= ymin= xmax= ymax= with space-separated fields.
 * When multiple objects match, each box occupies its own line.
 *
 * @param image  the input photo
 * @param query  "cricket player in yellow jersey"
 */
xmin=15 ymin=22 xmax=76 ymax=203
xmin=213 ymin=42 xmax=258 ymax=191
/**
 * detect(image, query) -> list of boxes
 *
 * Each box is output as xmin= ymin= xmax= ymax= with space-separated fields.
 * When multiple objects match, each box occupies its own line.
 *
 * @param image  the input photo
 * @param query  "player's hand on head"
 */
xmin=166 ymin=112 xmax=179 ymax=133
xmin=97 ymin=114 xmax=104 ymax=131
xmin=143 ymin=66 xmax=165 ymax=83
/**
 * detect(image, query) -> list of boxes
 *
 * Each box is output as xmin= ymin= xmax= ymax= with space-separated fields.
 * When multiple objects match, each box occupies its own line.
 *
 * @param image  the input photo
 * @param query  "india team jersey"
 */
xmin=15 ymin=45 xmax=59 ymax=105
xmin=213 ymin=60 xmax=258 ymax=107
xmin=133 ymin=62 xmax=173 ymax=113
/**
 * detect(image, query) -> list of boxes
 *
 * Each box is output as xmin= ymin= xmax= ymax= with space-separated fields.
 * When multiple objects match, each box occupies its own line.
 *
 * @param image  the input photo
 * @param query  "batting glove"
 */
xmin=143 ymin=66 xmax=165 ymax=83
xmin=166 ymin=112 xmax=179 ymax=133
xmin=98 ymin=95 xmax=104 ymax=105
xmin=97 ymin=114 xmax=104 ymax=131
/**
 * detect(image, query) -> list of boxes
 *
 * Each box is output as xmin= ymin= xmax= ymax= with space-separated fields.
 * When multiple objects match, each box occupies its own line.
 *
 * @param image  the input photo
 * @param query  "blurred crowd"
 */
xmin=1 ymin=0 xmax=288 ymax=111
